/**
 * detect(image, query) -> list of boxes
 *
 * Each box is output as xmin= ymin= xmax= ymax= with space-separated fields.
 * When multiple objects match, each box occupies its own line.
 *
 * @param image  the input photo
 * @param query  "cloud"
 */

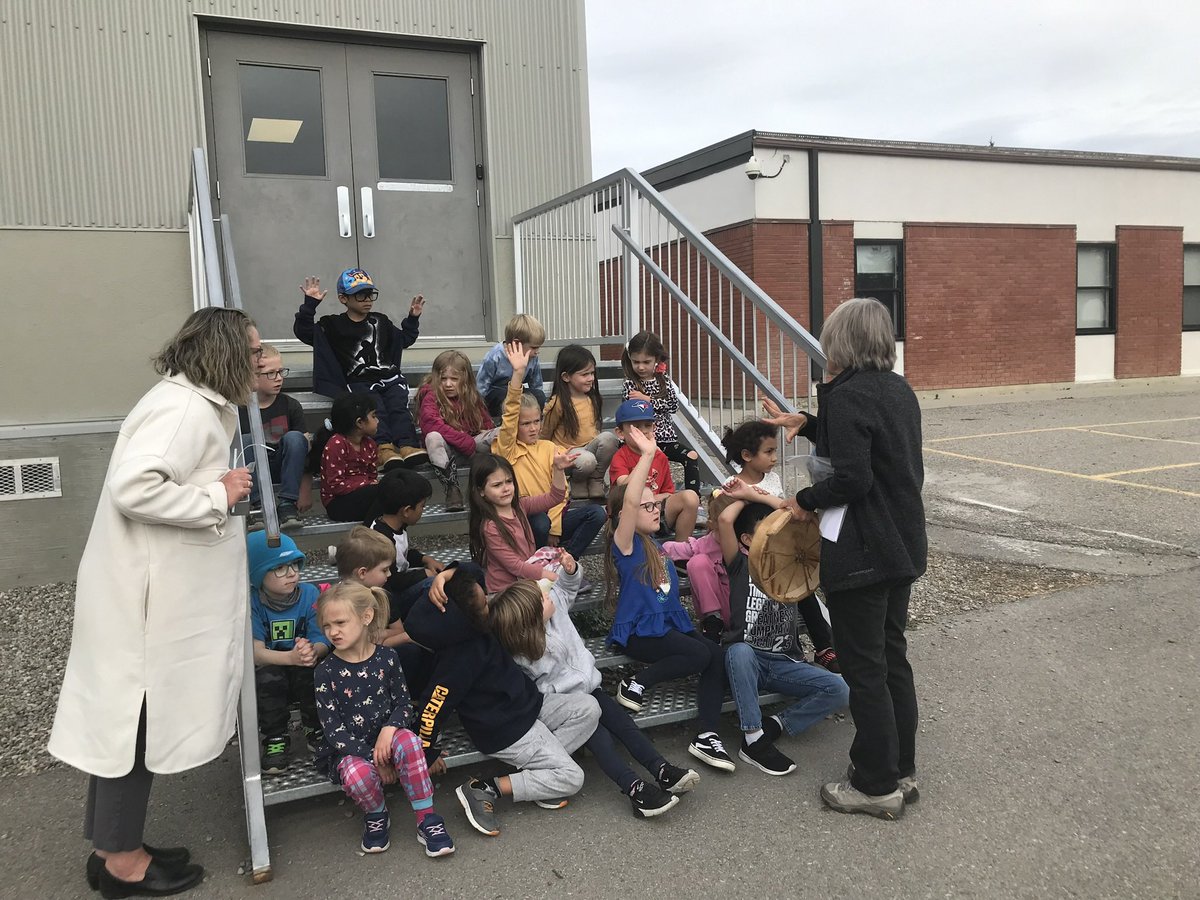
xmin=585 ymin=0 xmax=1200 ymax=175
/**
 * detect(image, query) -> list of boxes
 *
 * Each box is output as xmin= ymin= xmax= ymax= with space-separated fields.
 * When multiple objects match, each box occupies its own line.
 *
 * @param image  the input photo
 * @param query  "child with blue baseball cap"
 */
xmin=608 ymin=398 xmax=699 ymax=541
xmin=247 ymin=531 xmax=330 ymax=774
xmin=293 ymin=268 xmax=429 ymax=472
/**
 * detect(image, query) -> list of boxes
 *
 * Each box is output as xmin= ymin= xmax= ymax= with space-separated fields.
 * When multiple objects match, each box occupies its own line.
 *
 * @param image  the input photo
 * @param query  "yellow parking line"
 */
xmin=924 ymin=447 xmax=1200 ymax=499
xmin=1081 ymin=429 xmax=1200 ymax=447
xmin=1093 ymin=461 xmax=1200 ymax=478
xmin=928 ymin=415 xmax=1200 ymax=444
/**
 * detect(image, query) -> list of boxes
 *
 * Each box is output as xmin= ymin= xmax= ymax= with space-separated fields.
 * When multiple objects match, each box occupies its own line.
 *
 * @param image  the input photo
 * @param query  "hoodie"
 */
xmin=510 ymin=567 xmax=602 ymax=695
xmin=293 ymin=294 xmax=419 ymax=398
xmin=405 ymin=588 xmax=543 ymax=762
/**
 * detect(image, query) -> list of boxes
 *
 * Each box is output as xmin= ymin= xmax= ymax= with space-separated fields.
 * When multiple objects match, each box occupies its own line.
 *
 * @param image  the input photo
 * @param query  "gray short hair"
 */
xmin=820 ymin=298 xmax=896 ymax=373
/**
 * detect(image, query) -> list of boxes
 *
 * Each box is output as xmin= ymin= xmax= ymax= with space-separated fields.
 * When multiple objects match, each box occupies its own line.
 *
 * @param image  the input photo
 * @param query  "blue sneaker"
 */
xmin=416 ymin=813 xmax=456 ymax=858
xmin=361 ymin=811 xmax=390 ymax=853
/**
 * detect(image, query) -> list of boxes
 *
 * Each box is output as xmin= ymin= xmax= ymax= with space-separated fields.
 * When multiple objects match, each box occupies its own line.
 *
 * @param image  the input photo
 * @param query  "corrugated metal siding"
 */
xmin=0 ymin=0 xmax=589 ymax=233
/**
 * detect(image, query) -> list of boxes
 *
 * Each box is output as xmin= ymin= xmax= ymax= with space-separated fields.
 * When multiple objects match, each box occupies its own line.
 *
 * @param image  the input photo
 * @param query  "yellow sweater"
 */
xmin=541 ymin=395 xmax=599 ymax=448
xmin=493 ymin=380 xmax=565 ymax=535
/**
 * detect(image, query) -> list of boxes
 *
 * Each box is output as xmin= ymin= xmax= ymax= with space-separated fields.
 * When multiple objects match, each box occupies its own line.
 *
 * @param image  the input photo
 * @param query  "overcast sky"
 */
xmin=585 ymin=1 xmax=1200 ymax=176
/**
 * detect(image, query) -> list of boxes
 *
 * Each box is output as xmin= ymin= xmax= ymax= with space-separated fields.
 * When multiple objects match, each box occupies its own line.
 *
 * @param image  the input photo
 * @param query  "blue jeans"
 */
xmin=725 ymin=642 xmax=849 ymax=735
xmin=243 ymin=431 xmax=307 ymax=504
xmin=348 ymin=379 xmax=417 ymax=447
xmin=529 ymin=503 xmax=607 ymax=559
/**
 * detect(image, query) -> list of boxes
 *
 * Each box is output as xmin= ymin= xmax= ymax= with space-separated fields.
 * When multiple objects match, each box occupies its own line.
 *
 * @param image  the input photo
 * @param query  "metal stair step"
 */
xmin=260 ymin=684 xmax=790 ymax=807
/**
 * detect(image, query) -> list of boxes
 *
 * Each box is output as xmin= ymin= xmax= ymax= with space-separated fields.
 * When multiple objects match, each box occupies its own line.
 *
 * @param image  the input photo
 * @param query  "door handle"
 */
xmin=361 ymin=186 xmax=375 ymax=239
xmin=336 ymin=186 xmax=353 ymax=238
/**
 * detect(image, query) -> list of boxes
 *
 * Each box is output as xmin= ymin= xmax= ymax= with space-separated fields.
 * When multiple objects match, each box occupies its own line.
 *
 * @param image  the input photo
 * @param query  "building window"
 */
xmin=1184 ymin=245 xmax=1200 ymax=331
xmin=1076 ymin=244 xmax=1115 ymax=333
xmin=855 ymin=241 xmax=904 ymax=338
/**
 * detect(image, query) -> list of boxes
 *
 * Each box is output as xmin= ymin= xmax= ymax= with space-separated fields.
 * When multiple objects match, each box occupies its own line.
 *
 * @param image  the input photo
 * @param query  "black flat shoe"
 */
xmin=96 ymin=859 xmax=203 ymax=898
xmin=86 ymin=847 xmax=191 ymax=891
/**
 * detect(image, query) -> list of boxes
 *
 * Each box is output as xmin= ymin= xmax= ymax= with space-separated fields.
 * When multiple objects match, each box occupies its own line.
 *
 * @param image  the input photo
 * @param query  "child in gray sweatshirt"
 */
xmin=490 ymin=556 xmax=701 ymax=818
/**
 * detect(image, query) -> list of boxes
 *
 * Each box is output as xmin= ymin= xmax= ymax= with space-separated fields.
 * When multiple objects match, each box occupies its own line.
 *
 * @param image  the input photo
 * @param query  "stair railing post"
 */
xmin=620 ymin=177 xmax=640 ymax=338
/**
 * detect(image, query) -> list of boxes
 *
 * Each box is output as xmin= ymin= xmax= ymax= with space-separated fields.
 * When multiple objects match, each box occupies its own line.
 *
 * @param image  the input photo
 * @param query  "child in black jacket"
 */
xmin=405 ymin=565 xmax=600 ymax=837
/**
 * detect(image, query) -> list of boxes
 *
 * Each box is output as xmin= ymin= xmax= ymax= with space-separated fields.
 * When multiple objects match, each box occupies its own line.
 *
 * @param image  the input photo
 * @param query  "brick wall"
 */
xmin=903 ymin=224 xmax=1077 ymax=390
xmin=1115 ymin=225 xmax=1183 ymax=378
xmin=822 ymin=222 xmax=855 ymax=320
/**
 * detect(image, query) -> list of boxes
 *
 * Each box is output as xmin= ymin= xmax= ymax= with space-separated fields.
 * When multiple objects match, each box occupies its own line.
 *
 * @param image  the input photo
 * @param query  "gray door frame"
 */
xmin=199 ymin=21 xmax=493 ymax=349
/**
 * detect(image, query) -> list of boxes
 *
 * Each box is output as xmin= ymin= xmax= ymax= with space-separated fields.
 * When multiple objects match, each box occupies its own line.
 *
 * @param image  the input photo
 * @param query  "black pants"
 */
xmin=824 ymin=577 xmax=918 ymax=796
xmin=255 ymin=664 xmax=319 ymax=737
xmin=623 ymin=629 xmax=725 ymax=733
xmin=84 ymin=703 xmax=154 ymax=853
xmin=798 ymin=594 xmax=834 ymax=651
xmin=325 ymin=483 xmax=380 ymax=522
xmin=660 ymin=441 xmax=700 ymax=493
xmin=585 ymin=689 xmax=667 ymax=793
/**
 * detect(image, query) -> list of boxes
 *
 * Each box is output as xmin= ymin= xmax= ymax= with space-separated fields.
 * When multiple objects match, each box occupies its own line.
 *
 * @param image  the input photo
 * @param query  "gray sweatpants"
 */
xmin=491 ymin=692 xmax=600 ymax=803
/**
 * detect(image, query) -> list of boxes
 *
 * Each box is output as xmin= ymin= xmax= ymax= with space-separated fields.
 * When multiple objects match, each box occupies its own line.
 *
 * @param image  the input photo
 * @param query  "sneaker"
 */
xmin=739 ymin=736 xmax=796 ymax=776
xmin=847 ymin=763 xmax=920 ymax=803
xmin=261 ymin=735 xmax=289 ymax=775
xmin=277 ymin=501 xmax=302 ymax=530
xmin=416 ymin=813 xmax=455 ymax=858
xmin=814 ymin=646 xmax=841 ymax=673
xmin=456 ymin=779 xmax=501 ymax=836
xmin=361 ymin=810 xmax=391 ymax=852
xmin=656 ymin=762 xmax=701 ymax=794
xmin=616 ymin=679 xmax=644 ymax=712
xmin=629 ymin=780 xmax=680 ymax=818
xmin=444 ymin=481 xmax=465 ymax=512
xmin=687 ymin=733 xmax=736 ymax=772
xmin=396 ymin=445 xmax=429 ymax=468
xmin=303 ymin=726 xmax=324 ymax=753
xmin=820 ymin=779 xmax=905 ymax=820
xmin=699 ymin=613 xmax=724 ymax=644
xmin=533 ymin=797 xmax=569 ymax=810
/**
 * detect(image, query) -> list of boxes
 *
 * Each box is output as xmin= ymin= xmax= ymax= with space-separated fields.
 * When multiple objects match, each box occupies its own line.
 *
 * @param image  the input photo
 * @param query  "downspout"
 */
xmin=806 ymin=148 xmax=824 ymax=380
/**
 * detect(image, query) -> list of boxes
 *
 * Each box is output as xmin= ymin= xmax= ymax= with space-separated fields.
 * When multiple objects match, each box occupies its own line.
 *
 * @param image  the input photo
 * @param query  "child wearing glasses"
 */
xmin=247 ymin=531 xmax=330 ymax=776
xmin=492 ymin=342 xmax=607 ymax=560
xmin=294 ymin=268 xmax=429 ymax=473
xmin=239 ymin=343 xmax=311 ymax=529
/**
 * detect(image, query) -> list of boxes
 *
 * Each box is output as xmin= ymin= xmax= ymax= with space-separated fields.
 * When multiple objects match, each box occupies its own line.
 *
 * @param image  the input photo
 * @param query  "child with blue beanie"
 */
xmin=247 ymin=531 xmax=330 ymax=775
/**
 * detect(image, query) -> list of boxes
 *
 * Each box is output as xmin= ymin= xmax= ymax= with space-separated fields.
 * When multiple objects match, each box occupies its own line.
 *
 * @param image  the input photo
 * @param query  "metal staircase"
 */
xmin=188 ymin=149 xmax=826 ymax=884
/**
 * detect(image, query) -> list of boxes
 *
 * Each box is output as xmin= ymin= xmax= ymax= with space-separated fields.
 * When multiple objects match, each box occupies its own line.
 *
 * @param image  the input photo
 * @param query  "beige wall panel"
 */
xmin=820 ymin=153 xmax=1200 ymax=240
xmin=0 ymin=0 xmax=590 ymax=236
xmin=0 ymin=231 xmax=190 ymax=424
xmin=0 ymin=433 xmax=116 ymax=588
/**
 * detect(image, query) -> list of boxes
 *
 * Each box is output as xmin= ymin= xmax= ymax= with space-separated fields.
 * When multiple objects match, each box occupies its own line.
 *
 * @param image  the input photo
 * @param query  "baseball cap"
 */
xmin=615 ymin=398 xmax=655 ymax=425
xmin=337 ymin=268 xmax=377 ymax=296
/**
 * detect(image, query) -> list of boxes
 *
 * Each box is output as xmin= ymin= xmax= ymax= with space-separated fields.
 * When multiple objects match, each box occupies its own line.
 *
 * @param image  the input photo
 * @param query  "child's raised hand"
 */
xmin=503 ymin=340 xmax=531 ymax=373
xmin=302 ymin=276 xmax=327 ymax=303
xmin=559 ymin=550 xmax=577 ymax=575
xmin=628 ymin=390 xmax=652 ymax=403
xmin=622 ymin=424 xmax=657 ymax=457
xmin=553 ymin=448 xmax=581 ymax=470
xmin=409 ymin=294 xmax=426 ymax=317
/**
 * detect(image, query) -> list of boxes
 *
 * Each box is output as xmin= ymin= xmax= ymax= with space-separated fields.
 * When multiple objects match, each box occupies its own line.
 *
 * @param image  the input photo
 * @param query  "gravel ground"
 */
xmin=0 ymin=546 xmax=1104 ymax=780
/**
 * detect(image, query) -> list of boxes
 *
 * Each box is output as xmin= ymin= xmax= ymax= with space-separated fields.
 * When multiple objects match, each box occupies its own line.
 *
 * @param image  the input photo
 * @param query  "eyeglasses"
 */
xmin=637 ymin=500 xmax=660 ymax=513
xmin=261 ymin=368 xmax=290 ymax=381
xmin=350 ymin=290 xmax=380 ymax=302
xmin=269 ymin=562 xmax=303 ymax=577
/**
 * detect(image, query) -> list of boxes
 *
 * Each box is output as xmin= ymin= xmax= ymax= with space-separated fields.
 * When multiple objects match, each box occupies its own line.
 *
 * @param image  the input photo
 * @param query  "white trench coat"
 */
xmin=49 ymin=374 xmax=248 ymax=777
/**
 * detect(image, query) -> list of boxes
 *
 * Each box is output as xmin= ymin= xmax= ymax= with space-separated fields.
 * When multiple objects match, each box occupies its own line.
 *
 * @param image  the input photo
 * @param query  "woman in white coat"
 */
xmin=48 ymin=307 xmax=259 ymax=898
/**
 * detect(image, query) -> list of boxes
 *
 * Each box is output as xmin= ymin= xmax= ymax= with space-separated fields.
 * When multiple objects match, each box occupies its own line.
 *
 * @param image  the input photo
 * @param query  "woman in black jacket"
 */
xmin=765 ymin=297 xmax=926 ymax=820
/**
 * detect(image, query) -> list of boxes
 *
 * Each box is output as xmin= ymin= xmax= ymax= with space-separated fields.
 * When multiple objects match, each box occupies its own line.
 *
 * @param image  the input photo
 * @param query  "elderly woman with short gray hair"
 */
xmin=764 ymin=296 xmax=927 ymax=820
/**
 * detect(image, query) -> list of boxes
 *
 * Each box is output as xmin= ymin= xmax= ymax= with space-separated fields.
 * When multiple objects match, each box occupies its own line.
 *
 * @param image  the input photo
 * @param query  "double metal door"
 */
xmin=205 ymin=30 xmax=489 ymax=342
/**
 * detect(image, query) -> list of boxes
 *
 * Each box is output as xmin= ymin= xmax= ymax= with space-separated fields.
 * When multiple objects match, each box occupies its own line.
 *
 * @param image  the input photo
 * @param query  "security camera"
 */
xmin=744 ymin=155 xmax=762 ymax=180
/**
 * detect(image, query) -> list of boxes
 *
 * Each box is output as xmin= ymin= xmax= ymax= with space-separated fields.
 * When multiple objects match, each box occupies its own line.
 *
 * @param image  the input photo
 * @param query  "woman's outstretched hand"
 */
xmin=762 ymin=398 xmax=808 ymax=443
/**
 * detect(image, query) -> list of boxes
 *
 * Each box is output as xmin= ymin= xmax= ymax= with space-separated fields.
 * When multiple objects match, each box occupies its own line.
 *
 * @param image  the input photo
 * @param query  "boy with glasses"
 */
xmin=294 ymin=268 xmax=429 ymax=472
xmin=247 ymin=531 xmax=330 ymax=775
xmin=239 ymin=343 xmax=310 ymax=529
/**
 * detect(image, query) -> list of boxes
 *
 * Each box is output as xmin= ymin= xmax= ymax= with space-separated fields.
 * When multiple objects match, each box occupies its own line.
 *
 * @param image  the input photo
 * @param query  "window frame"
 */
xmin=1076 ymin=243 xmax=1117 ymax=336
xmin=1183 ymin=244 xmax=1200 ymax=332
xmin=853 ymin=239 xmax=905 ymax=340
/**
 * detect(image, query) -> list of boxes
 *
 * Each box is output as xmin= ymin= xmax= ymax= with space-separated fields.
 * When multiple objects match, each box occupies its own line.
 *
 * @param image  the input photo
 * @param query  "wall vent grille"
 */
xmin=0 ymin=458 xmax=62 ymax=501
